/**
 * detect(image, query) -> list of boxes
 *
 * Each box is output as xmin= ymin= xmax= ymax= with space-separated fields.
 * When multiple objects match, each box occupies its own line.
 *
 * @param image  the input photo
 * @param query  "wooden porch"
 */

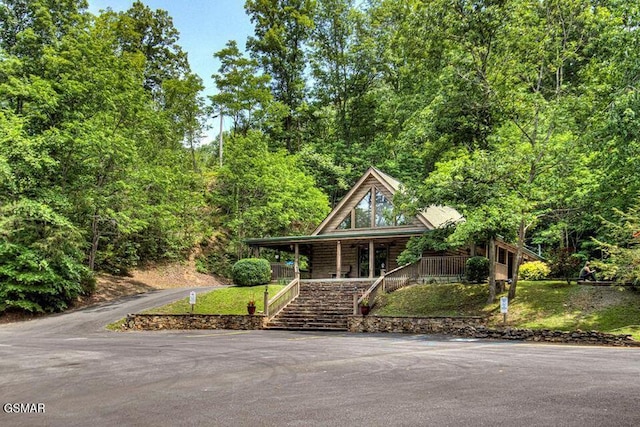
xmin=271 ymin=255 xmax=470 ymax=283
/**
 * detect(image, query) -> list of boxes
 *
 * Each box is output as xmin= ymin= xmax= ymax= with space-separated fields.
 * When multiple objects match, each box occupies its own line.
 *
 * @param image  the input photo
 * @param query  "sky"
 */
xmin=88 ymin=0 xmax=256 ymax=142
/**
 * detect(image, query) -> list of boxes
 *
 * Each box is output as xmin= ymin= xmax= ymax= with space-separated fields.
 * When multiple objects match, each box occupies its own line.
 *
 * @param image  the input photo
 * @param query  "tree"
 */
xmin=245 ymin=0 xmax=316 ymax=152
xmin=413 ymin=0 xmax=622 ymax=300
xmin=595 ymin=205 xmax=640 ymax=284
xmin=0 ymin=112 xmax=93 ymax=313
xmin=115 ymin=0 xmax=190 ymax=96
xmin=211 ymin=130 xmax=329 ymax=258
xmin=309 ymin=0 xmax=361 ymax=142
xmin=162 ymin=73 xmax=206 ymax=171
xmin=210 ymin=40 xmax=273 ymax=135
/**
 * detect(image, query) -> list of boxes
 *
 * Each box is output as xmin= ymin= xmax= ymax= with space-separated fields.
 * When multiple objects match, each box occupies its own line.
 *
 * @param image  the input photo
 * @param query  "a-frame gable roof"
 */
xmin=312 ymin=167 xmax=462 ymax=236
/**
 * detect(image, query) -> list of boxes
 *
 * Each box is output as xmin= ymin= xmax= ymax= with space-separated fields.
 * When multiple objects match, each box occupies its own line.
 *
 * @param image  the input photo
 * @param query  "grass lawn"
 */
xmin=375 ymin=281 xmax=640 ymax=340
xmin=144 ymin=284 xmax=285 ymax=315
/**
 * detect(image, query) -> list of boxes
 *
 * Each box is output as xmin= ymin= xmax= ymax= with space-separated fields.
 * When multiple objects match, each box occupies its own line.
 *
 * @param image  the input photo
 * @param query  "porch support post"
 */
xmin=336 ymin=240 xmax=342 ymax=278
xmin=294 ymin=243 xmax=300 ymax=280
xmin=369 ymin=240 xmax=375 ymax=278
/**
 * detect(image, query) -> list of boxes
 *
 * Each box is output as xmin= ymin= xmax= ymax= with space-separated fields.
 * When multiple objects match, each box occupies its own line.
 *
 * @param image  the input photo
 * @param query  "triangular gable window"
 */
xmin=337 ymin=214 xmax=351 ymax=230
xmin=336 ymin=187 xmax=407 ymax=230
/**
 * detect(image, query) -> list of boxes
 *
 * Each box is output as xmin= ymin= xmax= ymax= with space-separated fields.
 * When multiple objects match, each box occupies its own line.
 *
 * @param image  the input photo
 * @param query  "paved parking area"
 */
xmin=1 ymin=289 xmax=639 ymax=426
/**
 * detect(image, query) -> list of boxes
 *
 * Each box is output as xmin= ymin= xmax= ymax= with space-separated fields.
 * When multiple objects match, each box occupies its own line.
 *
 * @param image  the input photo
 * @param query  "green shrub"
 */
xmin=466 ymin=256 xmax=490 ymax=283
xmin=231 ymin=258 xmax=271 ymax=286
xmin=0 ymin=242 xmax=93 ymax=313
xmin=519 ymin=261 xmax=551 ymax=280
xmin=547 ymin=248 xmax=582 ymax=284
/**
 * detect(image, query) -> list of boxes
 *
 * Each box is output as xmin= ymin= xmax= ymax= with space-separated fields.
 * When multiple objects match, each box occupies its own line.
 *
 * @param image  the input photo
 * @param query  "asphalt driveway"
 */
xmin=0 ymin=288 xmax=639 ymax=427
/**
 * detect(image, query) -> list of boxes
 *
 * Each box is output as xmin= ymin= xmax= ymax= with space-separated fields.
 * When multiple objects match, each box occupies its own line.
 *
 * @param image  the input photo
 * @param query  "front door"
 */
xmin=358 ymin=245 xmax=388 ymax=277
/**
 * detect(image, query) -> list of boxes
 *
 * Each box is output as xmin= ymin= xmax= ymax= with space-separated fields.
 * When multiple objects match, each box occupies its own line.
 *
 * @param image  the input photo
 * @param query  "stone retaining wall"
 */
xmin=476 ymin=327 xmax=639 ymax=346
xmin=348 ymin=315 xmax=487 ymax=334
xmin=347 ymin=315 xmax=639 ymax=347
xmin=123 ymin=314 xmax=265 ymax=331
xmin=122 ymin=313 xmax=638 ymax=347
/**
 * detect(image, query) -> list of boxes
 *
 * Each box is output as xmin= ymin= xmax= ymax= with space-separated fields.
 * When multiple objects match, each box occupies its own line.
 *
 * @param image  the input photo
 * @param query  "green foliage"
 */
xmin=466 ymin=256 xmax=490 ymax=284
xmin=0 ymin=1 xmax=213 ymax=314
xmin=245 ymin=0 xmax=315 ymax=150
xmin=231 ymin=258 xmax=271 ymax=287
xmin=212 ymin=131 xmax=329 ymax=258
xmin=547 ymin=248 xmax=583 ymax=284
xmin=518 ymin=261 xmax=551 ymax=281
xmin=0 ymin=200 xmax=94 ymax=313
xmin=397 ymin=227 xmax=454 ymax=266
xmin=211 ymin=40 xmax=273 ymax=135
xmin=594 ymin=205 xmax=640 ymax=284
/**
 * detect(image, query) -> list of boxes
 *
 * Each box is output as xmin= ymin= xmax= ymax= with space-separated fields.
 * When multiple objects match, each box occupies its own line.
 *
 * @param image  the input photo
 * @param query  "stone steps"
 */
xmin=266 ymin=280 xmax=373 ymax=331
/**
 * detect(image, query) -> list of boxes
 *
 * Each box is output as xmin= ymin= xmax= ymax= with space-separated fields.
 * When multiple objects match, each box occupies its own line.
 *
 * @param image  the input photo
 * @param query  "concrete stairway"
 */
xmin=266 ymin=280 xmax=373 ymax=331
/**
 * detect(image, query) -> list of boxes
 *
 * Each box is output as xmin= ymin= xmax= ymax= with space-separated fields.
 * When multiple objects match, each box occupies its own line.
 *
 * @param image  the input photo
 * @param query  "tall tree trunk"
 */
xmin=89 ymin=213 xmax=100 ymax=271
xmin=508 ymin=219 xmax=527 ymax=300
xmin=487 ymin=236 xmax=497 ymax=303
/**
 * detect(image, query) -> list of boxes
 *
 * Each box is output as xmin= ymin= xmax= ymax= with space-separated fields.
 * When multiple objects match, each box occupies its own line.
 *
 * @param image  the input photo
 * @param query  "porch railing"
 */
xmin=353 ymin=256 xmax=471 ymax=315
xmin=265 ymin=276 xmax=299 ymax=320
xmin=270 ymin=263 xmax=294 ymax=281
xmin=419 ymin=256 xmax=469 ymax=278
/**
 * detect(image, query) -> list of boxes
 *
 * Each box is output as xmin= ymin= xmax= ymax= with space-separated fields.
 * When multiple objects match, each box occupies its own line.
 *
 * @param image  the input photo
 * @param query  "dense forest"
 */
xmin=1 ymin=0 xmax=640 ymax=313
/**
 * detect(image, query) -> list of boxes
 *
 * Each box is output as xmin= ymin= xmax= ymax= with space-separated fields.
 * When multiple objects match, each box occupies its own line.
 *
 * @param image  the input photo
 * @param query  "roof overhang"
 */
xmin=246 ymin=227 xmax=430 ymax=248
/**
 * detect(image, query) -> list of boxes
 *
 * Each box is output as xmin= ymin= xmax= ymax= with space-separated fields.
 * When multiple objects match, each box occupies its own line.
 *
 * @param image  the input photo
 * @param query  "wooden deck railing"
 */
xmin=353 ymin=256 xmax=471 ymax=315
xmin=419 ymin=256 xmax=468 ymax=278
xmin=265 ymin=277 xmax=300 ymax=319
xmin=270 ymin=263 xmax=294 ymax=281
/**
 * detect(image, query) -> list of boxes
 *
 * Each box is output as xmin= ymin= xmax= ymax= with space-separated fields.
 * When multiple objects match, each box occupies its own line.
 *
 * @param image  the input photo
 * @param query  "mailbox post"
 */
xmin=500 ymin=296 xmax=508 ymax=325
xmin=189 ymin=291 xmax=196 ymax=314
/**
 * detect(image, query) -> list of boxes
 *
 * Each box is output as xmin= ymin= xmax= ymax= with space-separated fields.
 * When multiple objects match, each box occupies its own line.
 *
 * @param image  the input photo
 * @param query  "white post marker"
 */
xmin=500 ymin=296 xmax=508 ymax=325
xmin=189 ymin=291 xmax=196 ymax=314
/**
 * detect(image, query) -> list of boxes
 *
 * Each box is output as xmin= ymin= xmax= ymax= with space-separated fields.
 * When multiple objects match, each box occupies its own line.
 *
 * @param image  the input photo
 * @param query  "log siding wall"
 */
xmin=310 ymin=238 xmax=411 ymax=279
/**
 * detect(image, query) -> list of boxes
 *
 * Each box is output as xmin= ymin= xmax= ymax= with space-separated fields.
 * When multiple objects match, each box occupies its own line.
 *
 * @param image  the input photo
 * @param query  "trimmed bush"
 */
xmin=466 ymin=256 xmax=490 ymax=283
xmin=231 ymin=258 xmax=271 ymax=286
xmin=519 ymin=261 xmax=551 ymax=280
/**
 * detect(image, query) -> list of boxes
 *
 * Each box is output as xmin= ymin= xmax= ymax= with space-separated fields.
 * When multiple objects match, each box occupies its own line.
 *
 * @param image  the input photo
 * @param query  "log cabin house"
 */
xmin=246 ymin=167 xmax=539 ymax=284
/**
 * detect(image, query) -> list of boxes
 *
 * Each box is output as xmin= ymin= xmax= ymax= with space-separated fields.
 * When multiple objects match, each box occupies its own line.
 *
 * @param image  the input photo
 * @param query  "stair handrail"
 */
xmin=384 ymin=261 xmax=420 ymax=293
xmin=355 ymin=275 xmax=384 ymax=315
xmin=266 ymin=276 xmax=300 ymax=320
xmin=354 ymin=261 xmax=423 ymax=314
